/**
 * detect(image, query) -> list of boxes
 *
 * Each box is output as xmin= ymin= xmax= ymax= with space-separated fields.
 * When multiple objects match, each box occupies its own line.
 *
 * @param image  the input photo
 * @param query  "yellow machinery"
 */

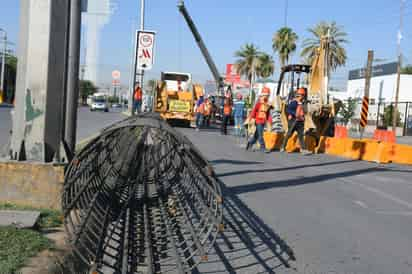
xmin=153 ymin=72 xmax=204 ymax=126
xmin=274 ymin=36 xmax=342 ymax=140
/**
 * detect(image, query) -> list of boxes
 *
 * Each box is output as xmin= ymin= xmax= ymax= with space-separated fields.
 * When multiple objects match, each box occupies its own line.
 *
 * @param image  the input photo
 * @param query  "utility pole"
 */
xmin=0 ymin=28 xmax=7 ymax=96
xmin=139 ymin=0 xmax=145 ymax=105
xmin=360 ymin=50 xmax=374 ymax=138
xmin=284 ymin=0 xmax=289 ymax=27
xmin=65 ymin=0 xmax=82 ymax=154
xmin=393 ymin=0 xmax=404 ymax=132
xmin=130 ymin=0 xmax=145 ymax=115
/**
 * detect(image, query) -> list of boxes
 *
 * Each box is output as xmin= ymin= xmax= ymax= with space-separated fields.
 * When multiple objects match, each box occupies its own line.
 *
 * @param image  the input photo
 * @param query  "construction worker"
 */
xmin=221 ymin=98 xmax=232 ymax=135
xmin=133 ymin=83 xmax=143 ymax=114
xmin=233 ymin=93 xmax=245 ymax=136
xmin=281 ymin=88 xmax=310 ymax=154
xmin=246 ymin=87 xmax=272 ymax=152
xmin=195 ymin=95 xmax=205 ymax=131
xmin=203 ymin=98 xmax=212 ymax=127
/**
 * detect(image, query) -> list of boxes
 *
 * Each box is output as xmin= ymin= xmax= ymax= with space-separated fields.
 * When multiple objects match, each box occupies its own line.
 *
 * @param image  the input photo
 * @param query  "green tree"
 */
xmin=381 ymin=105 xmax=401 ymax=128
xmin=401 ymin=65 xmax=412 ymax=74
xmin=80 ymin=80 xmax=97 ymax=105
xmin=301 ymin=21 xmax=348 ymax=74
xmin=145 ymin=79 xmax=157 ymax=95
xmin=338 ymin=97 xmax=357 ymax=125
xmin=234 ymin=43 xmax=261 ymax=85
xmin=256 ymin=53 xmax=275 ymax=78
xmin=272 ymin=27 xmax=298 ymax=67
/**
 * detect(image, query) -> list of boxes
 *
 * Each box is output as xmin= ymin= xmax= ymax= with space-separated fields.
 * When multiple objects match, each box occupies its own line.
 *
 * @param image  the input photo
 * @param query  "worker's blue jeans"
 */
xmin=196 ymin=113 xmax=203 ymax=129
xmin=248 ymin=123 xmax=265 ymax=150
xmin=133 ymin=100 xmax=142 ymax=114
xmin=234 ymin=116 xmax=244 ymax=136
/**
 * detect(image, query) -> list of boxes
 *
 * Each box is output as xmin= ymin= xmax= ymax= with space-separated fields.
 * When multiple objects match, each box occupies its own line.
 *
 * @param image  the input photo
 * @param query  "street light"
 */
xmin=0 ymin=28 xmax=7 ymax=96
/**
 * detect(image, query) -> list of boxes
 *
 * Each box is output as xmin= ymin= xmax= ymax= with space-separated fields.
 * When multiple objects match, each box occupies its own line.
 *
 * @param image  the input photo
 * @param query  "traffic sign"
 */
xmin=112 ymin=70 xmax=121 ymax=80
xmin=136 ymin=31 xmax=156 ymax=71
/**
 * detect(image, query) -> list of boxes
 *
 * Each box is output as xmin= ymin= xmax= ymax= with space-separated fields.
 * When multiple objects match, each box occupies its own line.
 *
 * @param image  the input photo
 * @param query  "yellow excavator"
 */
xmin=271 ymin=36 xmax=342 ymax=150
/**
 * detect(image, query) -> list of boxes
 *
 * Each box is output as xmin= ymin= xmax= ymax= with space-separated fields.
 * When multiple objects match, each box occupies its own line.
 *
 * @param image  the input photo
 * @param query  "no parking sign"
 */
xmin=136 ymin=31 xmax=156 ymax=71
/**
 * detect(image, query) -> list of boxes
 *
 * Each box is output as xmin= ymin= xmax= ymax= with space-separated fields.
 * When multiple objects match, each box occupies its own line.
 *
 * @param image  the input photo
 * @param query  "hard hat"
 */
xmin=261 ymin=87 xmax=270 ymax=96
xmin=296 ymin=88 xmax=306 ymax=96
xmin=236 ymin=93 xmax=243 ymax=100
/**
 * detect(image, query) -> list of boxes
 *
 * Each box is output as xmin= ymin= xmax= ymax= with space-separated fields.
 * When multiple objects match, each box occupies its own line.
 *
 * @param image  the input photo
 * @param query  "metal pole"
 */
xmin=393 ymin=0 xmax=404 ymax=132
xmin=403 ymin=102 xmax=408 ymax=136
xmin=0 ymin=29 xmax=6 ymax=94
xmin=139 ymin=0 xmax=145 ymax=103
xmin=65 ymin=0 xmax=82 ymax=153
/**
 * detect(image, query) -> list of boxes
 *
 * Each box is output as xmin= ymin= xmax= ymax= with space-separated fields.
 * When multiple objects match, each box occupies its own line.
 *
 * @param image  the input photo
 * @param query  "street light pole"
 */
xmin=139 ymin=0 xmax=145 ymax=102
xmin=393 ymin=0 xmax=404 ymax=132
xmin=0 ymin=28 xmax=7 ymax=95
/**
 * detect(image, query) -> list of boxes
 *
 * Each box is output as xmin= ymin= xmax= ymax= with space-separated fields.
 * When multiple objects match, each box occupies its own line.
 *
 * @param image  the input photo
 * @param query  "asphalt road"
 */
xmin=178 ymin=127 xmax=412 ymax=274
xmin=0 ymin=106 xmax=125 ymax=153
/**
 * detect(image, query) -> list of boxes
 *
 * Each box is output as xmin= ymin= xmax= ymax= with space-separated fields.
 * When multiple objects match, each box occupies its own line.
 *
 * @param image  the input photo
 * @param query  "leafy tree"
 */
xmin=401 ymin=65 xmax=412 ymax=74
xmin=301 ymin=21 xmax=348 ymax=74
xmin=80 ymin=80 xmax=97 ymax=105
xmin=234 ymin=43 xmax=261 ymax=85
xmin=256 ymin=53 xmax=275 ymax=78
xmin=338 ymin=97 xmax=357 ymax=125
xmin=145 ymin=79 xmax=157 ymax=95
xmin=272 ymin=27 xmax=298 ymax=67
xmin=381 ymin=105 xmax=401 ymax=128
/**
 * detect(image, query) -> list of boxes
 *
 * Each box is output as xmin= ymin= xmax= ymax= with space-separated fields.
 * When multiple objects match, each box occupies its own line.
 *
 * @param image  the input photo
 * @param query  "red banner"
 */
xmin=225 ymin=64 xmax=241 ymax=84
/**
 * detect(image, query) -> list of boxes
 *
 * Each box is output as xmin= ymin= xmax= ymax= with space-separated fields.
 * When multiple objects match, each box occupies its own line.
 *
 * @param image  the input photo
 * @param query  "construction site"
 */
xmin=1 ymin=0 xmax=412 ymax=274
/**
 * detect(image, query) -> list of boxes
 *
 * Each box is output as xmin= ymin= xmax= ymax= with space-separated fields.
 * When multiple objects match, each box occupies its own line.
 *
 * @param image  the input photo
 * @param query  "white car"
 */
xmin=90 ymin=99 xmax=109 ymax=112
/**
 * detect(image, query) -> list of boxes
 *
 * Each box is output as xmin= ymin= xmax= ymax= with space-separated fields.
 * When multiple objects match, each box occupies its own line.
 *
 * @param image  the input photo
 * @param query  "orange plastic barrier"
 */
xmin=373 ymin=129 xmax=396 ymax=143
xmin=334 ymin=125 xmax=348 ymax=139
xmin=391 ymin=143 xmax=412 ymax=165
xmin=263 ymin=132 xmax=317 ymax=152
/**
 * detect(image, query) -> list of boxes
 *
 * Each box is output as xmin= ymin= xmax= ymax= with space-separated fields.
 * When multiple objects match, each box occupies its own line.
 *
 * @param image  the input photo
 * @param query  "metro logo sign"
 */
xmin=225 ymin=64 xmax=241 ymax=84
xmin=136 ymin=31 xmax=156 ymax=71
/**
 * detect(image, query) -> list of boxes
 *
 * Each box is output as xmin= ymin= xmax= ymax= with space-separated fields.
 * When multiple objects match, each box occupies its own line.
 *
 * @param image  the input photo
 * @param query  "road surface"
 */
xmin=0 ymin=106 xmax=125 ymax=154
xmin=178 ymin=127 xmax=412 ymax=274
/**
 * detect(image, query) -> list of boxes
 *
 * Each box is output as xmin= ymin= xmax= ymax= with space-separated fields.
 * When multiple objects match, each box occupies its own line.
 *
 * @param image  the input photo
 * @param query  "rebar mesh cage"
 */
xmin=63 ymin=113 xmax=223 ymax=273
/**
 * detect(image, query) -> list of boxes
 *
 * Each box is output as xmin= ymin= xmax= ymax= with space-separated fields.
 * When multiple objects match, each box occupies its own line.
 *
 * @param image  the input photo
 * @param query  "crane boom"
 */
xmin=178 ymin=0 xmax=224 ymax=93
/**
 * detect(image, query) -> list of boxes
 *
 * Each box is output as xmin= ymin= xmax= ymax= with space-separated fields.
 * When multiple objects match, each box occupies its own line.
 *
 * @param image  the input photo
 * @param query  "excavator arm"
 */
xmin=178 ymin=0 xmax=224 ymax=94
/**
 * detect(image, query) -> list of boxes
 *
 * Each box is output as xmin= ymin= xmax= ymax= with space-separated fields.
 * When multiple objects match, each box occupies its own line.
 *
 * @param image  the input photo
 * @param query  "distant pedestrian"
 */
xmin=221 ymin=98 xmax=232 ymax=135
xmin=246 ymin=87 xmax=272 ymax=153
xmin=133 ymin=83 xmax=143 ymax=115
xmin=233 ymin=93 xmax=246 ymax=137
xmin=195 ymin=95 xmax=205 ymax=131
xmin=281 ymin=88 xmax=310 ymax=154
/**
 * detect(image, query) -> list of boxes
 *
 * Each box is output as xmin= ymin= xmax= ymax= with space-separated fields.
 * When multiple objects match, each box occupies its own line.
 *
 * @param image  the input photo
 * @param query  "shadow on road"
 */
xmin=211 ymin=159 xmax=265 ymax=166
xmin=217 ymin=159 xmax=357 ymax=178
xmin=196 ymin=181 xmax=296 ymax=274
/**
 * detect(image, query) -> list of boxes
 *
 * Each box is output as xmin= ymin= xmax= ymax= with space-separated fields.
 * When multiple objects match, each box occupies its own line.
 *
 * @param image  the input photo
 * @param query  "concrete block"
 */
xmin=0 ymin=210 xmax=40 ymax=228
xmin=0 ymin=160 xmax=65 ymax=210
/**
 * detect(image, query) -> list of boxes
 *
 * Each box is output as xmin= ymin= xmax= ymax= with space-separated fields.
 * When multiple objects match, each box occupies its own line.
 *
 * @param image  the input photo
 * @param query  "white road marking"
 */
xmin=358 ymin=183 xmax=412 ymax=210
xmin=353 ymin=200 xmax=368 ymax=209
xmin=376 ymin=211 xmax=412 ymax=216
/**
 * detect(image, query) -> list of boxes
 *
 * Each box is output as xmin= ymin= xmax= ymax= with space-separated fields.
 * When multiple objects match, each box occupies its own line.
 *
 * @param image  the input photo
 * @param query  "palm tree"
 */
xmin=272 ymin=27 xmax=298 ymax=67
xmin=301 ymin=21 xmax=348 ymax=73
xmin=256 ymin=53 xmax=275 ymax=78
xmin=234 ymin=43 xmax=261 ymax=85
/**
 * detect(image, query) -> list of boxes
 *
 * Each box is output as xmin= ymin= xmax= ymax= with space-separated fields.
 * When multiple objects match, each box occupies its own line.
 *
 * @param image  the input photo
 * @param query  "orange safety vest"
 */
xmin=257 ymin=103 xmax=269 ymax=120
xmin=203 ymin=103 xmax=211 ymax=116
xmin=197 ymin=103 xmax=205 ymax=113
xmin=296 ymin=103 xmax=305 ymax=121
xmin=223 ymin=104 xmax=232 ymax=115
xmin=134 ymin=88 xmax=142 ymax=101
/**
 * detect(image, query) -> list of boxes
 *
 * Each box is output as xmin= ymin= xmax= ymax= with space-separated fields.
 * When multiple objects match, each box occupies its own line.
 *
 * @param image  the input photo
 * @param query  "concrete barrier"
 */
xmin=0 ymin=161 xmax=65 ymax=210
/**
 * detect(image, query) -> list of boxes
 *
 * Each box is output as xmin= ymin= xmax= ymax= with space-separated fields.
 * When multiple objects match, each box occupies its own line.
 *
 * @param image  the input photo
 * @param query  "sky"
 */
xmin=1 ymin=0 xmax=412 ymax=90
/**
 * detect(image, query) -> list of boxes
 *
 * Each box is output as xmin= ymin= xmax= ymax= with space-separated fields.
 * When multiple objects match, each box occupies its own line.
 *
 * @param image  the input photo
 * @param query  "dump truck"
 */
xmin=153 ymin=72 xmax=204 ymax=126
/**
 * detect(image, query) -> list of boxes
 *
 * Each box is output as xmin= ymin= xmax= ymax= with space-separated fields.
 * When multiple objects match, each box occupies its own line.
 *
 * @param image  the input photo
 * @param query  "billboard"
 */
xmin=136 ymin=31 xmax=156 ymax=71
xmin=348 ymin=62 xmax=398 ymax=80
xmin=225 ymin=64 xmax=241 ymax=84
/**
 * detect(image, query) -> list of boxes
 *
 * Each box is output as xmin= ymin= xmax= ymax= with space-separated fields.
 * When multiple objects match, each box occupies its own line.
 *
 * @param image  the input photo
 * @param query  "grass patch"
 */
xmin=0 ymin=226 xmax=52 ymax=274
xmin=0 ymin=202 xmax=62 ymax=229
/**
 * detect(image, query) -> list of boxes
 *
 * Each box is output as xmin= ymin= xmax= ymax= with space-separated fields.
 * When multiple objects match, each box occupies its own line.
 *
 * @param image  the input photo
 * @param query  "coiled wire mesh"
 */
xmin=63 ymin=114 xmax=223 ymax=274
